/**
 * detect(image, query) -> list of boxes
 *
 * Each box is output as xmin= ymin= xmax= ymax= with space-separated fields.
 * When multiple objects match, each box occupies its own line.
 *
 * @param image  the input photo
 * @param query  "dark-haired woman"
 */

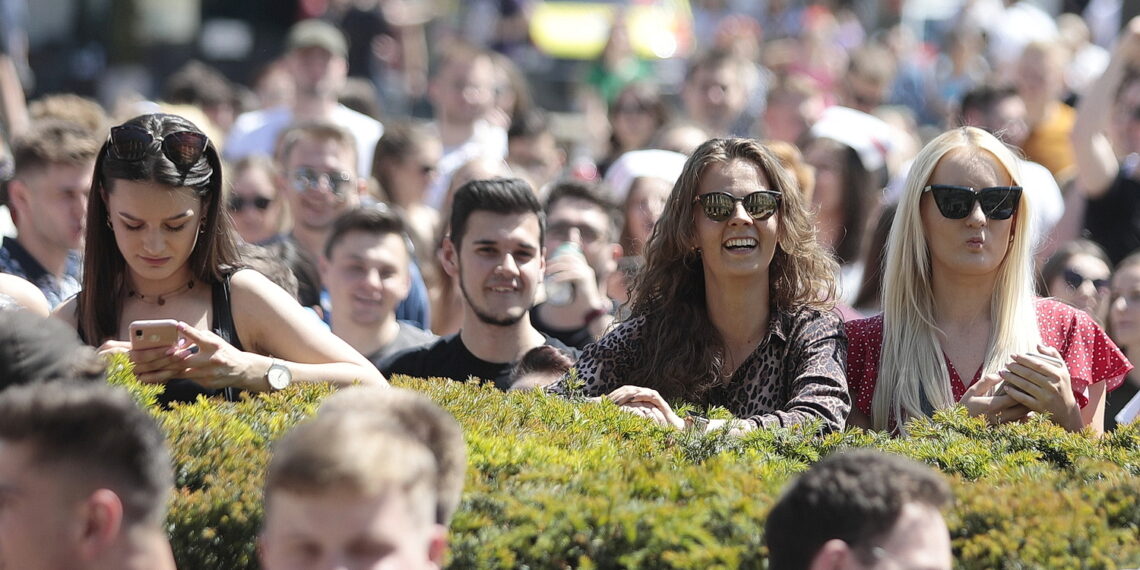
xmin=54 ymin=113 xmax=385 ymax=403
xmin=552 ymin=138 xmax=849 ymax=434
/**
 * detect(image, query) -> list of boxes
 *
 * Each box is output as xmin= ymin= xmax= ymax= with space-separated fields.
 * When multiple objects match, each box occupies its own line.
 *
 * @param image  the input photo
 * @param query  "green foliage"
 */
xmin=107 ymin=361 xmax=1140 ymax=569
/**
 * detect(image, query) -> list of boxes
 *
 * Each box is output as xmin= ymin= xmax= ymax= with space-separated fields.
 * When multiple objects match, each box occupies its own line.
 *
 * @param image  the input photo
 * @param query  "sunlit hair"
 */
xmin=78 ymin=113 xmax=239 ymax=344
xmin=627 ymin=138 xmax=838 ymax=402
xmin=873 ymin=127 xmax=1038 ymax=431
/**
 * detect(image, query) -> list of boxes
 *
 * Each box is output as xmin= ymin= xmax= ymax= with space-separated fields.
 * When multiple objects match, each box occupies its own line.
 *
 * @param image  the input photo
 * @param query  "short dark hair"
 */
xmin=958 ymin=84 xmax=1019 ymax=125
xmin=162 ymin=60 xmax=235 ymax=109
xmin=448 ymin=177 xmax=544 ymax=249
xmin=508 ymin=108 xmax=551 ymax=141
xmin=543 ymin=179 xmax=622 ymax=241
xmin=0 ymin=382 xmax=173 ymax=527
xmin=0 ymin=311 xmax=104 ymax=388
xmin=239 ymin=244 xmax=300 ymax=300
xmin=764 ymin=449 xmax=952 ymax=570
xmin=323 ymin=206 xmax=410 ymax=259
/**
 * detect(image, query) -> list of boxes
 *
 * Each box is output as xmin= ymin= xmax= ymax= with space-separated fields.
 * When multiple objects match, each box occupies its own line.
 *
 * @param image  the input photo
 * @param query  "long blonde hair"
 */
xmin=873 ymin=127 xmax=1039 ymax=431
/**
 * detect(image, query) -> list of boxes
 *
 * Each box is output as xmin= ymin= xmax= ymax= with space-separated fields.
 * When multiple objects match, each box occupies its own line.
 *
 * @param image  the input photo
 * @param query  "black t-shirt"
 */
xmin=366 ymin=322 xmax=437 ymax=371
xmin=1106 ymin=378 xmax=1140 ymax=431
xmin=383 ymin=332 xmax=578 ymax=391
xmin=1084 ymin=163 xmax=1140 ymax=266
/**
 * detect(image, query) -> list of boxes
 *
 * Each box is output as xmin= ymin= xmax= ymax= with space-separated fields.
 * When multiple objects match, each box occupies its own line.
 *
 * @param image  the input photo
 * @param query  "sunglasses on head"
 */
xmin=1062 ymin=268 xmax=1109 ymax=291
xmin=290 ymin=167 xmax=354 ymax=199
xmin=109 ymin=125 xmax=209 ymax=170
xmin=228 ymin=195 xmax=272 ymax=212
xmin=923 ymin=184 xmax=1022 ymax=220
xmin=693 ymin=190 xmax=781 ymax=222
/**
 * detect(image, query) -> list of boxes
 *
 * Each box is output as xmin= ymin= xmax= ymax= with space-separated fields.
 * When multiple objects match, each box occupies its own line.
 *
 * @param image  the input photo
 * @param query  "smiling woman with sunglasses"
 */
xmin=846 ymin=127 xmax=1131 ymax=434
xmin=550 ymin=138 xmax=849 ymax=435
xmin=53 ymin=113 xmax=385 ymax=403
xmin=227 ymin=154 xmax=289 ymax=245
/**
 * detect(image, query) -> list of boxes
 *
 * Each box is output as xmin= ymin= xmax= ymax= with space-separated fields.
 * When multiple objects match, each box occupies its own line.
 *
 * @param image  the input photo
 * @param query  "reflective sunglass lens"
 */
xmin=743 ymin=193 xmax=779 ymax=220
xmin=700 ymin=194 xmax=733 ymax=222
xmin=163 ymin=132 xmax=208 ymax=167
xmin=109 ymin=127 xmax=152 ymax=160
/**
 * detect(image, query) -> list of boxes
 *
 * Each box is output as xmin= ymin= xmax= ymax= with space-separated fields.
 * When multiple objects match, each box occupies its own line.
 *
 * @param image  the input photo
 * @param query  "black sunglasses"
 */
xmin=109 ymin=125 xmax=209 ymax=170
xmin=228 ymin=195 xmax=272 ymax=212
xmin=1062 ymin=268 xmax=1109 ymax=291
xmin=923 ymin=184 xmax=1022 ymax=220
xmin=693 ymin=191 xmax=781 ymax=222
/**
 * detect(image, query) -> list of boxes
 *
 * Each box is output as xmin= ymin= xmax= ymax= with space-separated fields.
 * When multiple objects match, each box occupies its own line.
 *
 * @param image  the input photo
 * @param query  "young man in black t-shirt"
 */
xmin=384 ymin=178 xmax=576 ymax=389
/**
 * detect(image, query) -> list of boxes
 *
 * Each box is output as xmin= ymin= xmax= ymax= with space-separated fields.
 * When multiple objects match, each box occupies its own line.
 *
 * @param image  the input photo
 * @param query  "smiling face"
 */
xmin=282 ymin=136 xmax=360 ymax=232
xmin=692 ymin=159 xmax=778 ymax=285
xmin=105 ymin=179 xmax=204 ymax=287
xmin=444 ymin=211 xmax=544 ymax=327
xmin=920 ymin=149 xmax=1016 ymax=280
xmin=322 ymin=231 xmax=411 ymax=328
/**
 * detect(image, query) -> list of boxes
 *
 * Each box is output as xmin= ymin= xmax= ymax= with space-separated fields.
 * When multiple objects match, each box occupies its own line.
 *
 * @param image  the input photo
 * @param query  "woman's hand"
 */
xmin=960 ymin=373 xmax=1032 ymax=425
xmin=999 ymin=344 xmax=1083 ymax=431
xmin=607 ymin=385 xmax=686 ymax=429
xmin=96 ymin=340 xmax=132 ymax=358
xmin=132 ymin=322 xmax=266 ymax=390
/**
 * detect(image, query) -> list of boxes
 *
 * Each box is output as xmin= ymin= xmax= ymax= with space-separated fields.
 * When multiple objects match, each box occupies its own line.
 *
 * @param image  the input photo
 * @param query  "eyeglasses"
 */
xmin=228 ymin=195 xmax=272 ymax=212
xmin=693 ymin=191 xmax=781 ymax=222
xmin=1062 ymin=268 xmax=1109 ymax=291
xmin=290 ymin=167 xmax=354 ymax=199
xmin=923 ymin=184 xmax=1021 ymax=220
xmin=109 ymin=125 xmax=209 ymax=170
xmin=548 ymin=221 xmax=604 ymax=244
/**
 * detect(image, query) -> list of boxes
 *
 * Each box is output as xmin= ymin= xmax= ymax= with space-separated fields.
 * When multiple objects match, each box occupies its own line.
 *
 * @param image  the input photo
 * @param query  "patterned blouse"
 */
xmin=554 ymin=306 xmax=850 ymax=433
xmin=847 ymin=298 xmax=1132 ymax=420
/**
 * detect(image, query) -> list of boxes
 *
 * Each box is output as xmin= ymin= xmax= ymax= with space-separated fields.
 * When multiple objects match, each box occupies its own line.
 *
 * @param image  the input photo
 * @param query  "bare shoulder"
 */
xmin=50 ymin=295 xmax=78 ymax=327
xmin=0 ymin=273 xmax=50 ymax=317
xmin=228 ymin=268 xmax=295 ymax=308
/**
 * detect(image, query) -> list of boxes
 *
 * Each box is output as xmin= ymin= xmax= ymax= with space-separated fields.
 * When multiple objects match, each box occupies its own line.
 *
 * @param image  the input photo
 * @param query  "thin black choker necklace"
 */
xmin=128 ymin=280 xmax=194 ymax=306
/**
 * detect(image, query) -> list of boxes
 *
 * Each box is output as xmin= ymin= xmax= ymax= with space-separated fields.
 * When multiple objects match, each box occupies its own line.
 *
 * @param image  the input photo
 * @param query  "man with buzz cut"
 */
xmin=320 ymin=206 xmax=436 ymax=369
xmin=0 ymin=119 xmax=100 ymax=307
xmin=0 ymin=382 xmax=177 ymax=570
xmin=384 ymin=177 xmax=577 ymax=390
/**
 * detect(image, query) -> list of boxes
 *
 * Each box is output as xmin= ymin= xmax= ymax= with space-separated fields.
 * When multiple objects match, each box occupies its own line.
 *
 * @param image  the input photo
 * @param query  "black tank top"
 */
xmin=79 ymin=274 xmax=245 ymax=405
xmin=158 ymin=273 xmax=245 ymax=405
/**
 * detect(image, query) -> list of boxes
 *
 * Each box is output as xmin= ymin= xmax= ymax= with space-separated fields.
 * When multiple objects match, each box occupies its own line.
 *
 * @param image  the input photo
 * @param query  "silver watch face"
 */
xmin=267 ymin=363 xmax=291 ymax=390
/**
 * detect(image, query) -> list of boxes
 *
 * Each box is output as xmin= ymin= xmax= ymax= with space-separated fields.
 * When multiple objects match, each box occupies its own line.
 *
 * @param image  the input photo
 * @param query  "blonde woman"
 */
xmin=847 ymin=127 xmax=1130 ymax=434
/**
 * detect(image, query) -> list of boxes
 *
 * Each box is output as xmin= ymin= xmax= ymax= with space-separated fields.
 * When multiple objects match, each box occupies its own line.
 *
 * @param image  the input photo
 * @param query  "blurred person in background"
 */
xmin=680 ymin=49 xmax=753 ymax=138
xmin=0 ymin=119 xmax=100 ymax=307
xmin=1037 ymin=240 xmax=1112 ymax=323
xmin=371 ymin=120 xmax=443 ymax=267
xmin=507 ymin=109 xmax=566 ymax=194
xmin=227 ymin=154 xmax=289 ymax=246
xmin=1016 ymin=41 xmax=1077 ymax=184
xmin=603 ymin=149 xmax=687 ymax=259
xmin=598 ymin=81 xmax=671 ymax=177
xmin=225 ymin=19 xmax=383 ymax=177
xmin=1106 ymin=253 xmax=1140 ymax=430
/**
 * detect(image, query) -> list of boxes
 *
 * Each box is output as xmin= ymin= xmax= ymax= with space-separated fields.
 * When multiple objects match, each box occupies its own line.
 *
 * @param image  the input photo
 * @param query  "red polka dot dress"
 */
xmin=846 ymin=298 xmax=1132 ymax=420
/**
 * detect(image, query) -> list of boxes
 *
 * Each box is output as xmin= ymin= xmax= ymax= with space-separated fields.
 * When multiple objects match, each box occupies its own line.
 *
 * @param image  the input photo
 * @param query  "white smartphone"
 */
xmin=129 ymin=319 xmax=180 ymax=351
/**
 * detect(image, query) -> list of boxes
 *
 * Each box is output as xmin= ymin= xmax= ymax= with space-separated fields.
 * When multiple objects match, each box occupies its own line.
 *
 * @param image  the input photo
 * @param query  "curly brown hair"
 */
xmin=627 ymin=137 xmax=838 ymax=402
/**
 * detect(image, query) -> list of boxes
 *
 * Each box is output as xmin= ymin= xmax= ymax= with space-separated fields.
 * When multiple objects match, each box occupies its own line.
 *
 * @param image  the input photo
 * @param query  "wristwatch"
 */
xmin=265 ymin=359 xmax=292 ymax=391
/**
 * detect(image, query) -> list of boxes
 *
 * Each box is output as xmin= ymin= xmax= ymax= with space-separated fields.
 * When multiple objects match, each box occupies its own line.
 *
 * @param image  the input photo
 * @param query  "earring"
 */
xmin=106 ymin=217 xmax=112 ymax=229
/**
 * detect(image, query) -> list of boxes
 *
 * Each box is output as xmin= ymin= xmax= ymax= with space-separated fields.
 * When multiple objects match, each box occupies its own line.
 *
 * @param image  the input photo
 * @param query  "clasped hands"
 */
xmin=97 ymin=321 xmax=260 ymax=390
xmin=960 ymin=344 xmax=1081 ymax=430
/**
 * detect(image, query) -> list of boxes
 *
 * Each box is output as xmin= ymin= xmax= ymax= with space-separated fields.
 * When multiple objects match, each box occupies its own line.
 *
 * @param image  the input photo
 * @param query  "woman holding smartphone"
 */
xmin=846 ymin=127 xmax=1130 ymax=434
xmin=551 ymin=138 xmax=850 ymax=435
xmin=54 ymin=113 xmax=385 ymax=403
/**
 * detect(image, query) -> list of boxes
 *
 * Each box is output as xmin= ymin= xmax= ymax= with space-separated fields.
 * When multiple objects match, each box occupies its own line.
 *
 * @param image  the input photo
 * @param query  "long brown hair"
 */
xmin=78 ymin=113 xmax=239 ymax=344
xmin=626 ymin=138 xmax=838 ymax=402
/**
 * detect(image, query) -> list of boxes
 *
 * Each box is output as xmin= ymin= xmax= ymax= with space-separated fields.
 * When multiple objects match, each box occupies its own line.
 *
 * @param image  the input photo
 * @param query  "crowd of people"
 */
xmin=1 ymin=0 xmax=1139 ymax=566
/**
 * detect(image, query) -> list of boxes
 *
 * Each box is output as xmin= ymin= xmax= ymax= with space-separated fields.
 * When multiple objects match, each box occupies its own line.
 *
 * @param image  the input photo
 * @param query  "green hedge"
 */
xmin=106 ymin=357 xmax=1140 ymax=569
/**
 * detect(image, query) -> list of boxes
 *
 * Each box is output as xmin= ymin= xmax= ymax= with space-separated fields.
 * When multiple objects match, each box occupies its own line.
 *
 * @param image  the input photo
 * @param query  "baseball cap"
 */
xmin=286 ymin=19 xmax=348 ymax=58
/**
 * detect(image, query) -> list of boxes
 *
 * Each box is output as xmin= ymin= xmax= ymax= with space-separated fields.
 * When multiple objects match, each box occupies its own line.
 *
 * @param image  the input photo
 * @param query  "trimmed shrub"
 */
xmin=106 ymin=357 xmax=1140 ymax=569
